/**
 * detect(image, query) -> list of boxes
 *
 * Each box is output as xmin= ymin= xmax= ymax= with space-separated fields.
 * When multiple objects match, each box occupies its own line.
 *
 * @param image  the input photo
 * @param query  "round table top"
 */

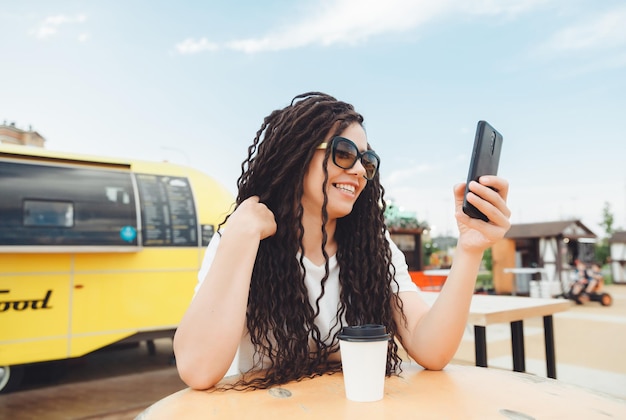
xmin=138 ymin=363 xmax=626 ymax=419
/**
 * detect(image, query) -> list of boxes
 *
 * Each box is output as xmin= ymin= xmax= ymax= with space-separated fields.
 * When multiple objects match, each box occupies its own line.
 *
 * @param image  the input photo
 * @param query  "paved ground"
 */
xmin=0 ymin=340 xmax=184 ymax=420
xmin=1 ymin=285 xmax=624 ymax=419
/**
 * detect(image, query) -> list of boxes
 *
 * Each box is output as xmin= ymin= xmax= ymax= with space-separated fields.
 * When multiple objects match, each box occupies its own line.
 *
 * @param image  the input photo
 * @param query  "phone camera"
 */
xmin=489 ymin=131 xmax=496 ymax=155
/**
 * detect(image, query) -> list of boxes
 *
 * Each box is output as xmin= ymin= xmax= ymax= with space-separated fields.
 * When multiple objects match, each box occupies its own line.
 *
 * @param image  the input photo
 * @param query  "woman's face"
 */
xmin=302 ymin=123 xmax=369 ymax=221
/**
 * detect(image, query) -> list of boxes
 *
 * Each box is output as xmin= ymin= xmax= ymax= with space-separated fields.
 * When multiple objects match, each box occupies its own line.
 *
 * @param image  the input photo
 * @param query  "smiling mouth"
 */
xmin=334 ymin=183 xmax=356 ymax=194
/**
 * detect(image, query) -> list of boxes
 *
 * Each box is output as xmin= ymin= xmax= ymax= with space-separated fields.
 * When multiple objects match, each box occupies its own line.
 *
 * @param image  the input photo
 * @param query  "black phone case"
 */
xmin=462 ymin=120 xmax=503 ymax=222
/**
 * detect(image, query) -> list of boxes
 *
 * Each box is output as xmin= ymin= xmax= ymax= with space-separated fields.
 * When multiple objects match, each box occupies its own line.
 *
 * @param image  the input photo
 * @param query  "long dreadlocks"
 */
xmin=223 ymin=92 xmax=405 ymax=389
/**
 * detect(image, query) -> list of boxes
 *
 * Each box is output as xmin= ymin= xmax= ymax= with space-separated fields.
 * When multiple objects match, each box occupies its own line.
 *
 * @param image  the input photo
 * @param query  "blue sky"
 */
xmin=2 ymin=0 xmax=625 ymax=238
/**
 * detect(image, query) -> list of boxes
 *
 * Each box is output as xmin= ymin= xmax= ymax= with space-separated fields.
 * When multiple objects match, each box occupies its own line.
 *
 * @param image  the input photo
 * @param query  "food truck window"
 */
xmin=0 ymin=161 xmax=138 ymax=247
xmin=23 ymin=200 xmax=74 ymax=228
xmin=135 ymin=174 xmax=199 ymax=247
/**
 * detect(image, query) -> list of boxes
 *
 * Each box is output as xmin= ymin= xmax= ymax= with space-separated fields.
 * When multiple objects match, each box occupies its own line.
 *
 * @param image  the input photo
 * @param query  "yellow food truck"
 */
xmin=0 ymin=144 xmax=234 ymax=392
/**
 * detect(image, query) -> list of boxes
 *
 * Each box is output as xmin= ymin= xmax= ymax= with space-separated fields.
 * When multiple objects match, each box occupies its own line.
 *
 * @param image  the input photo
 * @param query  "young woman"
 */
xmin=173 ymin=92 xmax=511 ymax=390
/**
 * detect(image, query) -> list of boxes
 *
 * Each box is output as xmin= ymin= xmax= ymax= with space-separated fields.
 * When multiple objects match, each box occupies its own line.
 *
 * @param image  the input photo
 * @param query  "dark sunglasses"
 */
xmin=317 ymin=136 xmax=380 ymax=180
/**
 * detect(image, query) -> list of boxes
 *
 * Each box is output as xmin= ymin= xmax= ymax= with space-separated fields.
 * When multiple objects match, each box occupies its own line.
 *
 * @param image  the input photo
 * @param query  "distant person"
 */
xmin=173 ymin=92 xmax=511 ymax=390
xmin=569 ymin=259 xmax=591 ymax=303
xmin=586 ymin=262 xmax=604 ymax=294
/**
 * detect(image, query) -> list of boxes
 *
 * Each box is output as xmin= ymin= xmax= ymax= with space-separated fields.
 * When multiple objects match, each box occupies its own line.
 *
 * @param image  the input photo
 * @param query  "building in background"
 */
xmin=0 ymin=122 xmax=46 ymax=147
xmin=492 ymin=219 xmax=597 ymax=295
xmin=610 ymin=231 xmax=626 ymax=284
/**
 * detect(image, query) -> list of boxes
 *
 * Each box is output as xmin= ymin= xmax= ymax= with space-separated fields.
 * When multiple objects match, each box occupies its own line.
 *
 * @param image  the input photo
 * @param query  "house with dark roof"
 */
xmin=388 ymin=227 xmax=424 ymax=272
xmin=492 ymin=219 xmax=597 ymax=295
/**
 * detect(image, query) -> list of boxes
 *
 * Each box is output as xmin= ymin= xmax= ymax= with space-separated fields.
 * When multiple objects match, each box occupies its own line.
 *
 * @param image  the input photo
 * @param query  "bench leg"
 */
xmin=511 ymin=321 xmax=525 ymax=372
xmin=474 ymin=326 xmax=488 ymax=367
xmin=544 ymin=315 xmax=557 ymax=379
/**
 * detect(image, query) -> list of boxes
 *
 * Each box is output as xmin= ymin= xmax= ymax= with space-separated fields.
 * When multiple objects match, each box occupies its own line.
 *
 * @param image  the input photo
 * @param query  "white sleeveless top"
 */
xmin=194 ymin=232 xmax=418 ymax=376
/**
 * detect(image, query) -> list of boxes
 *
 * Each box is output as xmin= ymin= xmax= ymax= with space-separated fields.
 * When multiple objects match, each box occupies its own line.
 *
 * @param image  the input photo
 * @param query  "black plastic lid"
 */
xmin=338 ymin=324 xmax=390 ymax=342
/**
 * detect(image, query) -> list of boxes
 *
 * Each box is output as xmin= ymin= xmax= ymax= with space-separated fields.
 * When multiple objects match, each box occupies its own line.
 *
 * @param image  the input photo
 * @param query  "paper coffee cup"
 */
xmin=338 ymin=324 xmax=390 ymax=402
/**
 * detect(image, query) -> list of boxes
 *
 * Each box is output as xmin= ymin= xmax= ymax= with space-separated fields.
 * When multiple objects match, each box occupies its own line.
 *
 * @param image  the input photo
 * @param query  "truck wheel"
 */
xmin=0 ymin=365 xmax=25 ymax=394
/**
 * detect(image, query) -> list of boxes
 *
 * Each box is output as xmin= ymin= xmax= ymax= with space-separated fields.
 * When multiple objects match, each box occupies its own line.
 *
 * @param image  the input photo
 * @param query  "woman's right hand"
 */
xmin=228 ymin=196 xmax=277 ymax=240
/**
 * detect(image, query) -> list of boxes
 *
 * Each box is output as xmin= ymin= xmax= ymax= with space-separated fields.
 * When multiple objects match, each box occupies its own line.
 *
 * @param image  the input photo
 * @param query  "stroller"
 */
xmin=566 ymin=261 xmax=613 ymax=306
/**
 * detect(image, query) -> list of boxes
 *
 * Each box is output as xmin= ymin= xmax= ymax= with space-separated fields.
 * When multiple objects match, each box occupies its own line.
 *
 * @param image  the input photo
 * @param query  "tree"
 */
xmin=600 ymin=201 xmax=615 ymax=237
xmin=483 ymin=247 xmax=493 ymax=271
xmin=384 ymin=201 xmax=426 ymax=230
xmin=595 ymin=201 xmax=614 ymax=265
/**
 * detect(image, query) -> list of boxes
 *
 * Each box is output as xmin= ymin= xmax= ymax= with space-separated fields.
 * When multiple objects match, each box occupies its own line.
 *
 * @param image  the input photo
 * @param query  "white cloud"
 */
xmin=175 ymin=37 xmax=221 ymax=54
xmin=542 ymin=6 xmax=626 ymax=53
xmin=34 ymin=13 xmax=87 ymax=39
xmin=175 ymin=0 xmax=547 ymax=55
xmin=457 ymin=0 xmax=552 ymax=18
xmin=36 ymin=25 xmax=58 ymax=39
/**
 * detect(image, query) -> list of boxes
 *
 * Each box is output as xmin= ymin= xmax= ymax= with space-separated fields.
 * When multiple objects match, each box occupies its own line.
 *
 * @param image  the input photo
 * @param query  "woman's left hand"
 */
xmin=454 ymin=176 xmax=511 ymax=252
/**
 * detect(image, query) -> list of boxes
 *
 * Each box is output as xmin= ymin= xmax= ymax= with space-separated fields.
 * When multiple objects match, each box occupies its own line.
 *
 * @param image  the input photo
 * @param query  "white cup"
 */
xmin=338 ymin=325 xmax=390 ymax=402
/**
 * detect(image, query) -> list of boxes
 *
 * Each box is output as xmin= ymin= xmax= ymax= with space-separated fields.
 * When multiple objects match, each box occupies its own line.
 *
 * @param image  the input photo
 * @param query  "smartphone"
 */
xmin=462 ymin=120 xmax=503 ymax=222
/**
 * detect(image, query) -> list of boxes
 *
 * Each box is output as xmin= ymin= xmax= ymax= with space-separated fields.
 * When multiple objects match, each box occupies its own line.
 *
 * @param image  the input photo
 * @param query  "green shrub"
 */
xmin=476 ymin=273 xmax=493 ymax=290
